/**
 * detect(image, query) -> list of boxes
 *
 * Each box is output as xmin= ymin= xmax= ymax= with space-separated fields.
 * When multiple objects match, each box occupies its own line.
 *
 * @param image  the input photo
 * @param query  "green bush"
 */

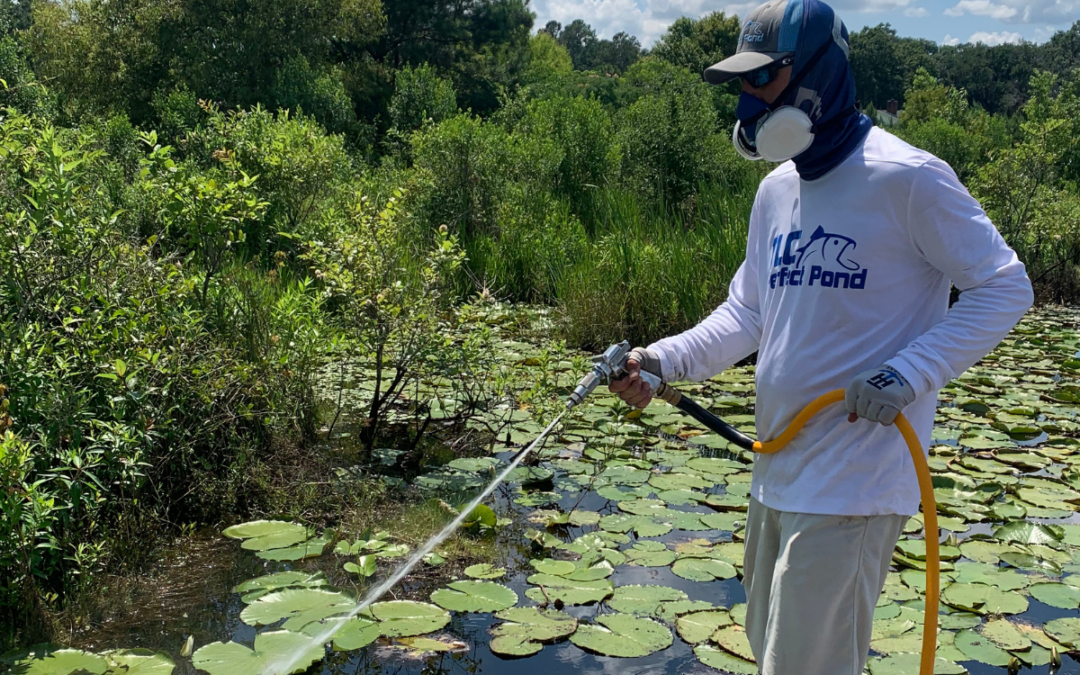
xmin=389 ymin=64 xmax=458 ymax=136
xmin=272 ymin=55 xmax=359 ymax=138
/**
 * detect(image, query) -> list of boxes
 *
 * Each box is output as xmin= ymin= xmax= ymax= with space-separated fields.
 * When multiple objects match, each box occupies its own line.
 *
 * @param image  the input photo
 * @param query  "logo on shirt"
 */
xmin=769 ymin=226 xmax=869 ymax=290
xmin=743 ymin=21 xmax=765 ymax=43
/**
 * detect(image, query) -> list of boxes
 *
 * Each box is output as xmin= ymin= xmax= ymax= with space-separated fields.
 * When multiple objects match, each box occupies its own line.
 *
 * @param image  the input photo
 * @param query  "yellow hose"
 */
xmin=751 ymin=389 xmax=939 ymax=675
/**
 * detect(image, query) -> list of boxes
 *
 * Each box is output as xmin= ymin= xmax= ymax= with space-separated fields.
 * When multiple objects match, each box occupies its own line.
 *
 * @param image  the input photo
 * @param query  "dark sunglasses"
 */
xmin=741 ymin=56 xmax=794 ymax=88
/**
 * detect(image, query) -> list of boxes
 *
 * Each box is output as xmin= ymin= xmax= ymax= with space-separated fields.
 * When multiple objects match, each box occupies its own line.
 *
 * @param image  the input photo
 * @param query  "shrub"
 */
xmin=272 ymin=55 xmax=359 ymax=138
xmin=388 ymin=64 xmax=458 ymax=136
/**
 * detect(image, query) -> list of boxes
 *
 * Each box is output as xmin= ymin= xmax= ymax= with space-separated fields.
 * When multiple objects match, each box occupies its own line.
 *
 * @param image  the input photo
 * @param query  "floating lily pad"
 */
xmin=676 ymin=610 xmax=732 ymax=644
xmin=490 ymin=608 xmax=578 ymax=657
xmin=625 ymin=541 xmax=677 ymax=567
xmin=953 ymin=628 xmax=1012 ymax=666
xmin=366 ymin=600 xmax=451 ymax=637
xmin=711 ymin=625 xmax=755 ymax=661
xmin=256 ymin=537 xmax=328 ymax=561
xmin=315 ymin=616 xmax=381 ymax=651
xmin=240 ymin=588 xmax=355 ymax=631
xmin=103 ymin=649 xmax=176 ymax=675
xmin=192 ymin=631 xmax=324 ymax=675
xmin=867 ymin=653 xmax=967 ymax=675
xmin=569 ymin=614 xmax=673 ymax=657
xmin=671 ymin=557 xmax=738 ymax=582
xmin=992 ymin=521 xmax=1064 ymax=546
xmin=525 ymin=574 xmax=614 ymax=605
xmin=530 ymin=559 xmax=576 ymax=576
xmin=979 ymin=618 xmax=1030 ymax=651
xmin=223 ymin=520 xmax=306 ymax=543
xmin=234 ymin=571 xmax=327 ymax=602
xmin=431 ymin=580 xmax=517 ymax=613
xmin=693 ymin=644 xmax=757 ymax=674
xmin=1029 ymin=581 xmax=1080 ymax=609
xmin=0 ymin=646 xmax=108 ymax=675
xmin=607 ymin=585 xmax=688 ymax=616
xmin=464 ymin=563 xmax=506 ymax=579
xmin=1044 ymin=617 xmax=1080 ymax=648
xmin=941 ymin=582 xmax=1028 ymax=615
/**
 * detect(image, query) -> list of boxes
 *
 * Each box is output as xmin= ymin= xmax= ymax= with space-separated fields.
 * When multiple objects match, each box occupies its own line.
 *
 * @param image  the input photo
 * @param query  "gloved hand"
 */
xmin=608 ymin=347 xmax=662 ymax=409
xmin=846 ymin=365 xmax=916 ymax=426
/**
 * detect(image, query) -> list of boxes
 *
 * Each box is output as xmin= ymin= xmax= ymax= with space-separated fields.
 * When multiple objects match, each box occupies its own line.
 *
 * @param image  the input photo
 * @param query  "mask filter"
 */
xmin=754 ymin=106 xmax=815 ymax=162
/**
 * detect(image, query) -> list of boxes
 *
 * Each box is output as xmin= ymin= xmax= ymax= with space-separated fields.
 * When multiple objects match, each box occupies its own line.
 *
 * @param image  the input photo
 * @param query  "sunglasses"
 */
xmin=741 ymin=56 xmax=794 ymax=88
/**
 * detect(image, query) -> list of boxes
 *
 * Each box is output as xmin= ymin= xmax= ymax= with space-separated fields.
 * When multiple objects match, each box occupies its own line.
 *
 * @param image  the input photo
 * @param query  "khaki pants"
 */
xmin=742 ymin=497 xmax=907 ymax=675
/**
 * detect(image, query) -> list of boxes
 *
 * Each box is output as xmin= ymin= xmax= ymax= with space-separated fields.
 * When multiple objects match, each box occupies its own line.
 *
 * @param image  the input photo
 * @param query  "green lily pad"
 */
xmin=530 ymin=559 xmax=576 ymax=576
xmin=992 ymin=521 xmax=1064 ymax=545
xmin=431 ymin=580 xmax=517 ymax=613
xmin=711 ymin=625 xmax=756 ymax=661
xmin=625 ymin=542 xmax=677 ymax=567
xmin=952 ymin=562 xmax=1029 ymax=591
xmin=979 ymin=618 xmax=1030 ymax=651
xmin=941 ymin=582 xmax=1028 ymax=615
xmin=569 ymin=614 xmax=673 ymax=657
xmin=953 ymin=628 xmax=1012 ymax=666
xmin=102 ymin=649 xmax=176 ymax=675
xmin=0 ymin=647 xmax=108 ymax=675
xmin=255 ymin=537 xmax=328 ymax=561
xmin=958 ymin=539 xmax=1016 ymax=564
xmin=867 ymin=653 xmax=967 ymax=675
xmin=223 ymin=520 xmax=306 ymax=543
xmin=464 ymin=563 xmax=506 ymax=579
xmin=311 ymin=616 xmax=381 ymax=651
xmin=525 ymin=574 xmax=614 ymax=605
xmin=239 ymin=588 xmax=355 ymax=631
xmin=366 ymin=600 xmax=451 ymax=637
xmin=607 ymin=584 xmax=688 ymax=616
xmin=671 ymin=557 xmax=738 ymax=582
xmin=490 ymin=608 xmax=578 ymax=656
xmin=1044 ymin=617 xmax=1080 ymax=648
xmin=676 ymin=610 xmax=732 ymax=644
xmin=422 ymin=552 xmax=446 ymax=566
xmin=192 ymin=631 xmax=324 ymax=675
xmin=693 ymin=644 xmax=757 ymax=674
xmin=1029 ymin=581 xmax=1080 ymax=609
xmin=234 ymin=571 xmax=327 ymax=602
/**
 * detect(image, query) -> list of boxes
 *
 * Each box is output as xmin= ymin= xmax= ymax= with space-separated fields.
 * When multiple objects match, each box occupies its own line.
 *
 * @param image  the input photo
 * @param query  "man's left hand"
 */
xmin=846 ymin=366 xmax=916 ymax=426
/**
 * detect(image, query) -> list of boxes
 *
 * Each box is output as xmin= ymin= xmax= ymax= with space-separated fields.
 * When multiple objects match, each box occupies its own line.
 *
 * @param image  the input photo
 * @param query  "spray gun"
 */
xmin=566 ymin=341 xmax=756 ymax=450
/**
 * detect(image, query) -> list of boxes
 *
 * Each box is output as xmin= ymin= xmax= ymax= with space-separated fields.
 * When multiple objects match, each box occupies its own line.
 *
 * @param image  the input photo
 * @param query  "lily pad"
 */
xmin=431 ymin=580 xmax=517 ymax=613
xmin=464 ymin=563 xmax=506 ymax=579
xmin=223 ymin=520 xmax=306 ymax=543
xmin=530 ymin=559 xmax=576 ymax=576
xmin=569 ymin=614 xmax=673 ymax=657
xmin=192 ymin=631 xmax=324 ymax=675
xmin=941 ymin=582 xmax=1029 ymax=615
xmin=490 ymin=608 xmax=578 ymax=657
xmin=676 ymin=610 xmax=732 ymax=644
xmin=366 ymin=600 xmax=451 ymax=637
xmin=1029 ymin=581 xmax=1080 ymax=609
xmin=992 ymin=521 xmax=1064 ymax=546
xmin=711 ymin=625 xmax=755 ymax=661
xmin=953 ymin=628 xmax=1012 ymax=666
xmin=103 ymin=650 xmax=176 ymax=675
xmin=255 ymin=537 xmax=328 ymax=561
xmin=239 ymin=588 xmax=355 ymax=630
xmin=979 ymin=618 xmax=1030 ymax=651
xmin=671 ymin=557 xmax=738 ymax=582
xmin=867 ymin=653 xmax=967 ymax=675
xmin=315 ymin=616 xmax=381 ymax=651
xmin=625 ymin=542 xmax=677 ymax=567
xmin=234 ymin=571 xmax=327 ymax=602
xmin=525 ymin=574 xmax=614 ymax=605
xmin=607 ymin=585 xmax=688 ymax=616
xmin=693 ymin=644 xmax=757 ymax=674
xmin=0 ymin=647 xmax=108 ymax=675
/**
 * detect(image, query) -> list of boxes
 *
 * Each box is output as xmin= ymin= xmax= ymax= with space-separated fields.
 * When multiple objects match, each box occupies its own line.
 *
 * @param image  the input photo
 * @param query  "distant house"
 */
xmin=875 ymin=99 xmax=900 ymax=127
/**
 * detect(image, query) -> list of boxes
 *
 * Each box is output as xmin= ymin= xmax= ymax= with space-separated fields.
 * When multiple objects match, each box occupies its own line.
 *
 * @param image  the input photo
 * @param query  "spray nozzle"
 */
xmin=566 ymin=341 xmax=662 ymax=410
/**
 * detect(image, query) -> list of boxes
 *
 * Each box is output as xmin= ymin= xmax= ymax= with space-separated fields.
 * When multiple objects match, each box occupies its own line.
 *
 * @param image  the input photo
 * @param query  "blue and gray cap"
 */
xmin=704 ymin=0 xmax=848 ymax=85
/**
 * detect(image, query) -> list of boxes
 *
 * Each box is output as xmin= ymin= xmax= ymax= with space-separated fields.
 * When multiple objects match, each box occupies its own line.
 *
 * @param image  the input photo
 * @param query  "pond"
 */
xmin=7 ymin=306 xmax=1080 ymax=675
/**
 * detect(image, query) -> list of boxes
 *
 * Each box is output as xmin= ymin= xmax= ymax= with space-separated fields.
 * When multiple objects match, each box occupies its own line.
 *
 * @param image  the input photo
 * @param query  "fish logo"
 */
xmin=743 ymin=21 xmax=765 ymax=42
xmin=795 ymin=226 xmax=860 ymax=271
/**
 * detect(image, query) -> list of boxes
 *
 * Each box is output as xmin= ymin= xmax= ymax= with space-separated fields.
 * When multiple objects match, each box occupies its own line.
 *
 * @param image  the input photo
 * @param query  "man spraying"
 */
xmin=609 ymin=0 xmax=1034 ymax=673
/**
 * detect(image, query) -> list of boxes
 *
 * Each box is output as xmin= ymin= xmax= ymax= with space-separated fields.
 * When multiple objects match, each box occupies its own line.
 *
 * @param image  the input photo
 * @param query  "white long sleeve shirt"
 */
xmin=649 ymin=127 xmax=1033 ymax=516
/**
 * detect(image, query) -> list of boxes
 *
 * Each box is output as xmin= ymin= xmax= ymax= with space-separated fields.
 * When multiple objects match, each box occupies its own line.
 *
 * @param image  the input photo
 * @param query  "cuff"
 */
xmin=883 ymin=355 xmax=938 ymax=400
xmin=648 ymin=342 xmax=680 ymax=383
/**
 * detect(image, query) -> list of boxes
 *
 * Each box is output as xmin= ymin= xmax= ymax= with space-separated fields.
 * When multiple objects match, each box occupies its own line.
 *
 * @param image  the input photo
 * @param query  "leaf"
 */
xmin=676 ymin=610 xmax=732 ymax=644
xmin=223 ymin=520 xmax=306 ymax=541
xmin=255 ymin=537 xmax=328 ymax=561
xmin=422 ymin=552 xmax=446 ymax=566
xmin=941 ymin=582 xmax=1028 ymax=615
xmin=530 ymin=558 xmax=576 ymax=576
xmin=672 ymin=557 xmax=738 ymax=582
xmin=239 ymin=588 xmax=355 ymax=631
xmin=524 ymin=574 xmax=614 ymax=605
xmin=711 ymin=625 xmax=756 ymax=662
xmin=344 ymin=554 xmax=377 ymax=578
xmin=234 ymin=571 xmax=326 ymax=602
xmin=625 ymin=541 xmax=677 ymax=567
xmin=979 ymin=619 xmax=1031 ymax=651
xmin=607 ymin=584 xmax=688 ymax=616
xmin=103 ymin=649 xmax=176 ymax=675
xmin=307 ymin=616 xmax=380 ymax=651
xmin=463 ymin=563 xmax=505 ymax=579
xmin=992 ymin=521 xmax=1064 ymax=545
xmin=366 ymin=600 xmax=450 ymax=637
xmin=0 ymin=647 xmax=108 ymax=675
xmin=1044 ymin=617 xmax=1080 ymax=648
xmin=1029 ymin=581 xmax=1080 ymax=609
xmin=867 ymin=653 xmax=967 ymax=675
xmin=430 ymin=580 xmax=517 ymax=613
xmin=694 ymin=645 xmax=757 ymax=674
xmin=569 ymin=614 xmax=673 ymax=657
xmin=192 ymin=631 xmax=324 ymax=675
xmin=954 ymin=628 xmax=1012 ymax=666
xmin=490 ymin=607 xmax=578 ymax=656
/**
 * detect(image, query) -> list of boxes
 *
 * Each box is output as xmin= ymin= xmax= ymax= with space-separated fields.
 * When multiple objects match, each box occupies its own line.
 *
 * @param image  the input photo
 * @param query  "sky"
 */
xmin=530 ymin=0 xmax=1078 ymax=49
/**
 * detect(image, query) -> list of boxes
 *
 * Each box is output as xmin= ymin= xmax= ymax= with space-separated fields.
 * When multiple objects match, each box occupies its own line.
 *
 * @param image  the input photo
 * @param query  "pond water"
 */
xmin=12 ymin=306 xmax=1080 ymax=675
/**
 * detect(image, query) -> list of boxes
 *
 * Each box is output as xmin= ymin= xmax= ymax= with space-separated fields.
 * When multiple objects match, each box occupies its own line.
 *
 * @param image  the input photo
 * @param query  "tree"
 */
xmin=652 ymin=12 xmax=742 ymax=76
xmin=388 ymin=63 xmax=457 ymax=135
xmin=522 ymin=32 xmax=573 ymax=84
xmin=559 ymin=19 xmax=597 ymax=70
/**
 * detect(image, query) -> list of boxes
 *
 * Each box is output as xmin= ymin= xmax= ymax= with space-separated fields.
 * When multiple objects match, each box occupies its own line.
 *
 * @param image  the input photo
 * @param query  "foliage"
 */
xmin=522 ymin=33 xmax=574 ymax=85
xmin=388 ymin=64 xmax=458 ymax=136
xmin=651 ymin=12 xmax=742 ymax=77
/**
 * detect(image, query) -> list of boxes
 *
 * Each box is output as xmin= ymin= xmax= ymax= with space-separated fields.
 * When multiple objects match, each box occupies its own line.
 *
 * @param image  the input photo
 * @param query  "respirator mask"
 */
xmin=733 ymin=15 xmax=849 ymax=163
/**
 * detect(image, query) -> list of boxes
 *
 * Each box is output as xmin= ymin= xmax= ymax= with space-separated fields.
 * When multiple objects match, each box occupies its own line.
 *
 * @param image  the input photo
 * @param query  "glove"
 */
xmin=609 ymin=347 xmax=662 ymax=409
xmin=845 ymin=365 xmax=916 ymax=426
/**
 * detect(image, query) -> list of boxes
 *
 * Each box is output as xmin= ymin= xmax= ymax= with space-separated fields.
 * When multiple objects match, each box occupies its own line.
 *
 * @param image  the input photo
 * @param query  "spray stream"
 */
xmin=265 ymin=412 xmax=566 ymax=675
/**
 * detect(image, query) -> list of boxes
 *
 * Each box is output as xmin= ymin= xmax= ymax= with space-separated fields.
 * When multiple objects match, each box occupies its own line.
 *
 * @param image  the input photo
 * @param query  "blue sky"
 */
xmin=530 ymin=0 xmax=1078 ymax=48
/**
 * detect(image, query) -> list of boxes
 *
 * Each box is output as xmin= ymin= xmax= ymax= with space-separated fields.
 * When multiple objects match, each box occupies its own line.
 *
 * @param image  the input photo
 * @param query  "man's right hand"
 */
xmin=608 ymin=347 xmax=660 ymax=409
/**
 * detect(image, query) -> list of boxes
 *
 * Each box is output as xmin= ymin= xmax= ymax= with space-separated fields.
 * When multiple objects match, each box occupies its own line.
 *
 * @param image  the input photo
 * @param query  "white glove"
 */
xmin=845 ymin=365 xmax=916 ymax=426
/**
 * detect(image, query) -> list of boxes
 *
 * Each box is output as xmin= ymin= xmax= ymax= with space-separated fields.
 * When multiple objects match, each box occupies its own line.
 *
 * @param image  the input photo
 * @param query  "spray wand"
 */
xmin=568 ymin=341 xmax=940 ymax=675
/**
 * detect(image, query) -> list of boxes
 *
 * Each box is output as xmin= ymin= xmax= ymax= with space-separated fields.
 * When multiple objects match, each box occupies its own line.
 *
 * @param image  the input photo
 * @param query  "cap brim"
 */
xmin=704 ymin=51 xmax=790 ymax=85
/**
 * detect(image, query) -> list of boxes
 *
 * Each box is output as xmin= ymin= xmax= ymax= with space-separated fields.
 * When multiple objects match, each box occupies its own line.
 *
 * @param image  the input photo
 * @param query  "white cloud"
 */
xmin=904 ymin=6 xmax=930 ymax=16
xmin=942 ymin=33 xmax=961 ymax=44
xmin=968 ymin=29 xmax=1025 ymax=42
xmin=942 ymin=0 xmax=1080 ymax=23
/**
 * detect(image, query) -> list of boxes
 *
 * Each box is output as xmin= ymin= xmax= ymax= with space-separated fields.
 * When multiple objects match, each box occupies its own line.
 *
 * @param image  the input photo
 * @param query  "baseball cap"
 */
xmin=704 ymin=0 xmax=805 ymax=85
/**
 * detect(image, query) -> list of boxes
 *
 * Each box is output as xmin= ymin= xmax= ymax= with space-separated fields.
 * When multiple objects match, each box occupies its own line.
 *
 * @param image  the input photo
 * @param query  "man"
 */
xmin=609 ymin=0 xmax=1034 ymax=673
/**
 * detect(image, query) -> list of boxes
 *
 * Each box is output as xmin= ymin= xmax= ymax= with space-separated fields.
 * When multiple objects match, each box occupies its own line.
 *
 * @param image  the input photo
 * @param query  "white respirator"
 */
xmin=732 ymin=107 xmax=815 ymax=162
